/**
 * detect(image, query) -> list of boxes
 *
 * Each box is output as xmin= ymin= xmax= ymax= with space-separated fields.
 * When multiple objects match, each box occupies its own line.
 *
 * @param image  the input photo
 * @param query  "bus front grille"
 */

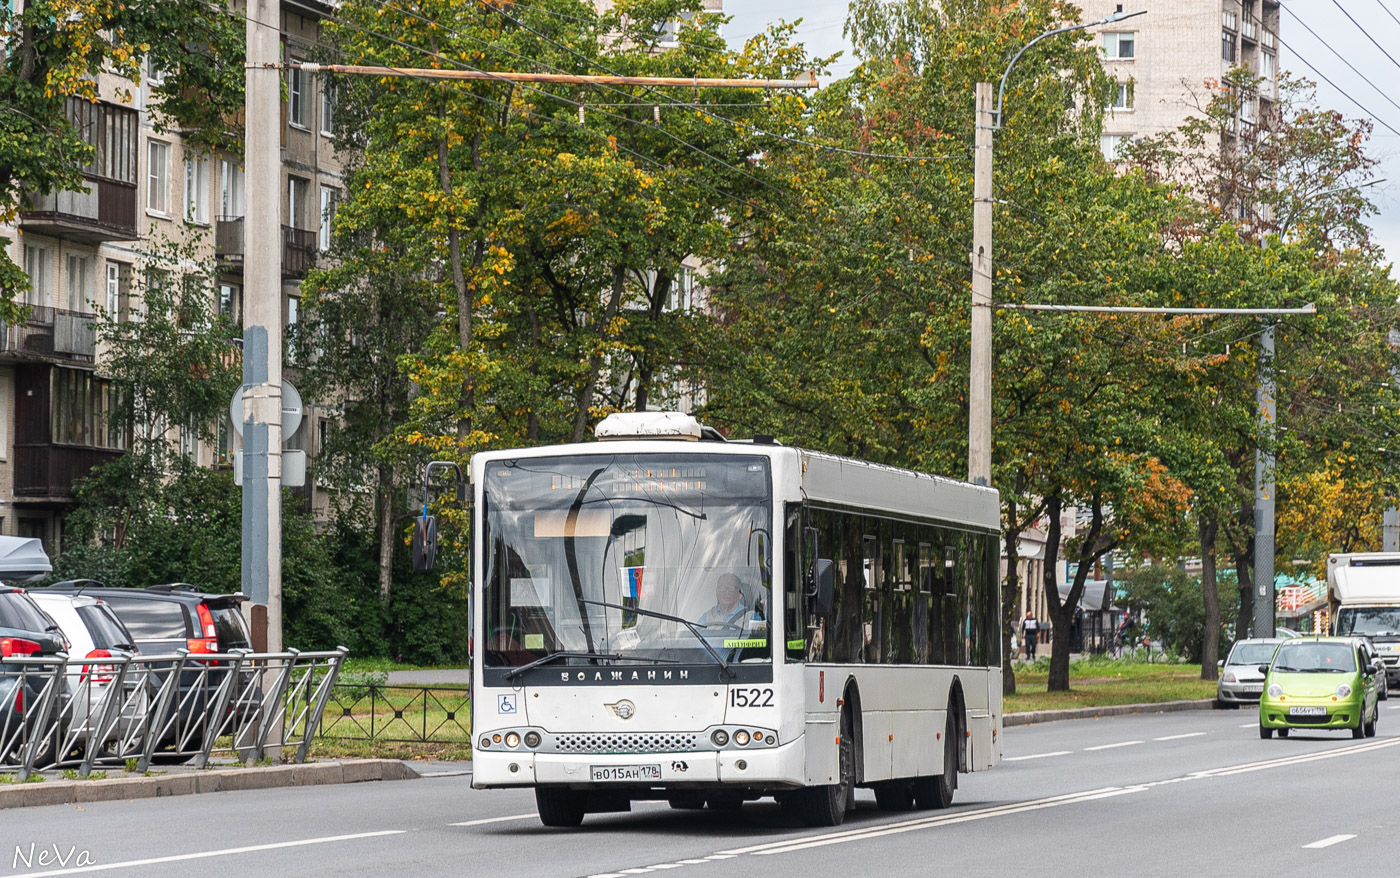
xmin=555 ymin=733 xmax=699 ymax=754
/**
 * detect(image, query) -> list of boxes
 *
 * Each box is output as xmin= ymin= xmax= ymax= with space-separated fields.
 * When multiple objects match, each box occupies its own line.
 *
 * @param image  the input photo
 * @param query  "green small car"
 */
xmin=1258 ymin=636 xmax=1383 ymax=739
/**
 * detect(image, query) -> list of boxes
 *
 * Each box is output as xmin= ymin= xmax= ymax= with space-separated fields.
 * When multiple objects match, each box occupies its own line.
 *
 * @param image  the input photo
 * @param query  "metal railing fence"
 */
xmin=317 ymin=683 xmax=471 ymax=746
xmin=0 ymin=648 xmax=346 ymax=780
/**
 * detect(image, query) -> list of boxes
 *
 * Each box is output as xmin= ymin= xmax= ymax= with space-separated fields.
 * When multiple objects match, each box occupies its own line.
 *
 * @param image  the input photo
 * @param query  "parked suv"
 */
xmin=0 ymin=588 xmax=68 ymax=763
xmin=43 ymin=583 xmax=255 ymax=747
xmin=28 ymin=592 xmax=147 ymax=753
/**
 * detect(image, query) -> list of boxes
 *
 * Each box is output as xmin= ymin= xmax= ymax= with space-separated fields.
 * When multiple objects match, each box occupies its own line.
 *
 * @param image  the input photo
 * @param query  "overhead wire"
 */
xmin=1278 ymin=4 xmax=1400 ymax=119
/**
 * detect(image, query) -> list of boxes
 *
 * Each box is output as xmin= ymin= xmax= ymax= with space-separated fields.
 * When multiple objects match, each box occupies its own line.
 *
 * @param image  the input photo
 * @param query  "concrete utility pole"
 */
xmin=968 ymin=9 xmax=1146 ymax=489
xmin=968 ymin=81 xmax=994 ymax=487
xmin=1253 ymin=323 xmax=1276 ymax=639
xmin=243 ymin=0 xmax=283 ymax=654
xmin=1385 ymin=508 xmax=1399 ymax=553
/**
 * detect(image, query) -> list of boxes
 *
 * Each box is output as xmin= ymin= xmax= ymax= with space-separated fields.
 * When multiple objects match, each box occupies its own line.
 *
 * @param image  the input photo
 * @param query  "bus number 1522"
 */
xmin=730 ymin=687 xmax=774 ymax=708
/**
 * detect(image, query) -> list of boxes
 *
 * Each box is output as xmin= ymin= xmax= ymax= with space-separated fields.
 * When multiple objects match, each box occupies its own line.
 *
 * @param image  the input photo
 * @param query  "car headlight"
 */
xmin=1267 ymin=684 xmax=1283 ymax=698
xmin=1222 ymin=672 xmax=1237 ymax=683
xmin=1336 ymin=684 xmax=1352 ymax=698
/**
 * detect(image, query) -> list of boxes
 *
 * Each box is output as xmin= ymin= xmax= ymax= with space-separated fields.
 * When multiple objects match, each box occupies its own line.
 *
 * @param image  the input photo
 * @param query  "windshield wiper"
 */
xmin=503 ymin=651 xmax=624 ymax=681
xmin=582 ymin=599 xmax=736 ymax=679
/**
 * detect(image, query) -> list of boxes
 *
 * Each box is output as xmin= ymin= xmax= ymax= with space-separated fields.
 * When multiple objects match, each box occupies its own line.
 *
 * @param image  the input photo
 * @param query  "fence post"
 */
xmin=138 ymin=651 xmax=189 ymax=773
xmin=249 ymin=649 xmax=298 ymax=764
xmin=194 ymin=651 xmax=248 ymax=769
xmin=296 ymin=647 xmax=348 ymax=763
xmin=78 ymin=654 xmax=134 ymax=777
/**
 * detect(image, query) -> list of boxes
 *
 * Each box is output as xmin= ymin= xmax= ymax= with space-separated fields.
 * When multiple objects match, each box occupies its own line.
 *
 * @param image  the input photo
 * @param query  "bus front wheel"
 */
xmin=796 ymin=707 xmax=855 ymax=827
xmin=912 ymin=711 xmax=957 ymax=810
xmin=535 ymin=787 xmax=587 ymax=828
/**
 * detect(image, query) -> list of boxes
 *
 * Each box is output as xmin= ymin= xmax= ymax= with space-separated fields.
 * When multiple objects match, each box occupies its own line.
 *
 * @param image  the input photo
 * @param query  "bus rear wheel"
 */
xmin=535 ymin=787 xmax=587 ymax=828
xmin=796 ymin=707 xmax=855 ymax=827
xmin=912 ymin=711 xmax=957 ymax=810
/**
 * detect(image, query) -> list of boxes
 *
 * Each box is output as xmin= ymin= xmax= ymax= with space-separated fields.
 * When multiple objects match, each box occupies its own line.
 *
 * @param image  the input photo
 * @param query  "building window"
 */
xmin=106 ymin=262 xmax=131 ymax=320
xmin=52 ymin=368 xmax=125 ymax=450
xmin=23 ymin=244 xmax=49 ymax=307
xmin=286 ymin=295 xmax=300 ymax=365
xmin=67 ymin=98 xmax=138 ymax=184
xmin=145 ymin=55 xmax=165 ymax=86
xmin=1100 ymin=134 xmax=1129 ymax=160
xmin=288 ymin=60 xmax=307 ymax=128
xmin=288 ymin=177 xmax=309 ymax=229
xmin=220 ymin=160 xmax=245 ymax=218
xmin=1222 ymin=10 xmax=1238 ymax=31
xmin=184 ymin=156 xmax=209 ymax=224
xmin=1260 ymin=50 xmax=1276 ymax=82
xmin=1108 ymin=82 xmax=1134 ymax=110
xmin=319 ymin=186 xmax=339 ymax=251
xmin=1222 ymin=32 xmax=1237 ymax=62
xmin=1101 ymin=32 xmax=1135 ymax=59
xmin=317 ymin=418 xmax=329 ymax=453
xmin=320 ymin=80 xmax=335 ymax=136
xmin=147 ymin=140 xmax=169 ymax=214
xmin=219 ymin=283 xmax=240 ymax=321
xmin=66 ymin=255 xmax=89 ymax=312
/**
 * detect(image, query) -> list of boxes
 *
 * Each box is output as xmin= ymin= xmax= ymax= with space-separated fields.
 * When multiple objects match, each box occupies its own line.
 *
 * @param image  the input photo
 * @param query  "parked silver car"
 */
xmin=1217 ymin=638 xmax=1287 ymax=707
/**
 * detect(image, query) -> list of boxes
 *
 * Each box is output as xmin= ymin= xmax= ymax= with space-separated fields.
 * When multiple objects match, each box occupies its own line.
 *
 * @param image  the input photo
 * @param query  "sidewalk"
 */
xmin=0 ymin=758 xmax=418 ymax=811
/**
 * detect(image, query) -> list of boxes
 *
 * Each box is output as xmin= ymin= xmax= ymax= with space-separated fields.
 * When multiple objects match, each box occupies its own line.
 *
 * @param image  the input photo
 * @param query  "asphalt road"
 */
xmin=5 ymin=704 xmax=1399 ymax=877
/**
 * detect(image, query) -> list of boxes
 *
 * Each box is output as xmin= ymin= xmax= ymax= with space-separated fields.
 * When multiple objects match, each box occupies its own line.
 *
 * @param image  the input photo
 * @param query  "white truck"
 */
xmin=1327 ymin=552 xmax=1400 ymax=686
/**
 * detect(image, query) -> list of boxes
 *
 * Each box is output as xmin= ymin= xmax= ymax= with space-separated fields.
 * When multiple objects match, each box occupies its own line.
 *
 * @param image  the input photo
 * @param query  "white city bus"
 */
xmin=470 ymin=412 xmax=1002 ymax=827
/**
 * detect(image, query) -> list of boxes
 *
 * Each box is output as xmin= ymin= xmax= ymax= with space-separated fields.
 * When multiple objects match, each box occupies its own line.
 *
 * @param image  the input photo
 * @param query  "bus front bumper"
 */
xmin=472 ymin=735 xmax=806 ymax=790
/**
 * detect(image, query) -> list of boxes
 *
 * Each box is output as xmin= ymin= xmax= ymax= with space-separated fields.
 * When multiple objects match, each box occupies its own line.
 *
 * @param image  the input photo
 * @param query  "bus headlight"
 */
xmin=505 ymin=732 xmax=521 ymax=748
xmin=524 ymin=731 xmax=541 ymax=748
xmin=711 ymin=729 xmax=729 ymax=746
xmin=734 ymin=730 xmax=751 ymax=746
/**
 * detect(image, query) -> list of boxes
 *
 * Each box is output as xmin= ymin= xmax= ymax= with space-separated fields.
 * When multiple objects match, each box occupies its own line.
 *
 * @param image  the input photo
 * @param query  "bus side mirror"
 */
xmin=412 ymin=514 xmax=438 ymax=573
xmin=809 ymin=558 xmax=835 ymax=616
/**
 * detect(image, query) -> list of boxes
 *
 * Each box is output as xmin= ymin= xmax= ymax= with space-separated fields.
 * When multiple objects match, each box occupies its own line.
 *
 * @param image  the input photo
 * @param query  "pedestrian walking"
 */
xmin=1022 ymin=610 xmax=1039 ymax=660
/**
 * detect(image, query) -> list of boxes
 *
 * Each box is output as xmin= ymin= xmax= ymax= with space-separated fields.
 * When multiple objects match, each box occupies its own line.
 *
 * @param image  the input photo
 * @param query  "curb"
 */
xmin=0 ymin=759 xmax=420 ymax=811
xmin=1004 ymin=698 xmax=1217 ymax=727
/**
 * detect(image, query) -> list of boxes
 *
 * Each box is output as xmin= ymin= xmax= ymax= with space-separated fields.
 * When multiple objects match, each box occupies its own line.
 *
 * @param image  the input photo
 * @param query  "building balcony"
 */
xmin=0 ymin=305 xmax=96 ymax=365
xmin=213 ymin=217 xmax=317 ymax=278
xmin=19 ymin=179 xmax=138 ymax=245
xmin=13 ymin=444 xmax=124 ymax=500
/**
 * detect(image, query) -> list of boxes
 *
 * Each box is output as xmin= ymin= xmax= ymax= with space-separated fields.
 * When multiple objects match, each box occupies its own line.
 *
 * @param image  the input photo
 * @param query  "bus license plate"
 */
xmin=590 ymin=764 xmax=661 ymax=782
xmin=1288 ymin=706 xmax=1326 ymax=716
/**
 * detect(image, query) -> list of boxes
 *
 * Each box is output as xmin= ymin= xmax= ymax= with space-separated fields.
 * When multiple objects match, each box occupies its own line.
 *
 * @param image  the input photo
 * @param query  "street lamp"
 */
xmin=967 ymin=9 xmax=1146 ymax=487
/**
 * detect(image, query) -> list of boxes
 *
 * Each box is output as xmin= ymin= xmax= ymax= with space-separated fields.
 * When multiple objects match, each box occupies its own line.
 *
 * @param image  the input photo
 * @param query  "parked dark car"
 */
xmin=0 ymin=588 xmax=68 ymax=763
xmin=42 ymin=583 xmax=256 ymax=747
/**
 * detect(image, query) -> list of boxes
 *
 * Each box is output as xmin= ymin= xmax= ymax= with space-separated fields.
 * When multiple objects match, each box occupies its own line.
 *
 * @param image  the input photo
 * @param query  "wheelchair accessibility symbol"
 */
xmin=498 ymin=694 xmax=517 ymax=714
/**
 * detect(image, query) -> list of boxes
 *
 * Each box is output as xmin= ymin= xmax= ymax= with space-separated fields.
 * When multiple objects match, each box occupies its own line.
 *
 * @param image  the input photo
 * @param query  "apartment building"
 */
xmin=1085 ymin=0 xmax=1281 ymax=160
xmin=0 ymin=0 xmax=343 ymax=554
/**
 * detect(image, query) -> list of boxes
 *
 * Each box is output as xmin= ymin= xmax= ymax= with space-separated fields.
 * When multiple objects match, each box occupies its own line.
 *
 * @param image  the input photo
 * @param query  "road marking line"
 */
xmin=676 ymin=861 xmax=710 ymax=865
xmin=1154 ymin=732 xmax=1206 ymax=741
xmin=705 ymin=854 xmax=738 ymax=859
xmin=1003 ymin=750 xmax=1072 ymax=761
xmin=1238 ymin=723 xmax=1257 ymax=728
xmin=1084 ymin=740 xmax=1144 ymax=751
xmin=17 ymin=830 xmax=407 ymax=878
xmin=718 ymin=789 xmax=1123 ymax=856
xmin=619 ymin=870 xmax=653 ymax=875
xmin=588 ymin=874 xmax=629 ymax=878
xmin=1192 ymin=737 xmax=1400 ymax=778
xmin=1388 ymin=705 xmax=1400 ymax=710
xmin=448 ymin=813 xmax=536 ymax=827
xmin=1302 ymin=834 xmax=1356 ymax=849
xmin=647 ymin=866 xmax=686 ymax=870
xmin=750 ymin=787 xmax=1148 ymax=856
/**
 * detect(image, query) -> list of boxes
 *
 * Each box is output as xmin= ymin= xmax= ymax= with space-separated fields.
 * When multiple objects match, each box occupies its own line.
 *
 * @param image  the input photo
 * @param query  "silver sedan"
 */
xmin=1217 ymin=638 xmax=1287 ymax=707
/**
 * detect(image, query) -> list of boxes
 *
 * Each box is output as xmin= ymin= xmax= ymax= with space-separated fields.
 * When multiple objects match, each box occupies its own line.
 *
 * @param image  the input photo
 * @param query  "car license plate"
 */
xmin=1288 ymin=706 xmax=1326 ymax=716
xmin=590 ymin=764 xmax=661 ymax=782
xmin=1241 ymin=685 xmax=1262 ymax=694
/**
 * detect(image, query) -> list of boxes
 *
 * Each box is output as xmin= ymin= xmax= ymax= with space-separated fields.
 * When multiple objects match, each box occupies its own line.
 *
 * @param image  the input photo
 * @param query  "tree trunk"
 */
xmin=1001 ymin=493 xmax=1022 ymax=696
xmin=378 ymin=466 xmax=395 ymax=605
xmin=1200 ymin=514 xmax=1221 ymax=681
xmin=439 ymin=133 xmax=479 ymax=443
xmin=571 ymin=265 xmax=628 ymax=443
xmin=1045 ymin=491 xmax=1110 ymax=692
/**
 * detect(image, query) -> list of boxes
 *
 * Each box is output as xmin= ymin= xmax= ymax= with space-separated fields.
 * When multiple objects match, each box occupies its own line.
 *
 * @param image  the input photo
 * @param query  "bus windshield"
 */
xmin=481 ymin=453 xmax=774 ymax=670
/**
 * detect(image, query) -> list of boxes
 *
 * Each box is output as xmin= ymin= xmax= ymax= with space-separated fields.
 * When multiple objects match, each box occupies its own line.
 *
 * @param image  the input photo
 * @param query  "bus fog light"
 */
xmin=734 ymin=730 xmax=750 ymax=746
xmin=505 ymin=732 xmax=521 ymax=748
xmin=765 ymin=735 xmax=776 ymax=745
xmin=508 ymin=763 xmax=519 ymax=773
xmin=711 ymin=730 xmax=729 ymax=746
xmin=735 ymin=759 xmax=748 ymax=771
xmin=524 ymin=731 xmax=541 ymax=748
xmin=479 ymin=736 xmax=491 ymax=749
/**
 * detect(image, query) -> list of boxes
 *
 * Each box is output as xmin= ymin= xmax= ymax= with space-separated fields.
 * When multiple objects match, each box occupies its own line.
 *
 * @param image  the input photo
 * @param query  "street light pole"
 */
xmin=968 ymin=9 xmax=1146 ymax=487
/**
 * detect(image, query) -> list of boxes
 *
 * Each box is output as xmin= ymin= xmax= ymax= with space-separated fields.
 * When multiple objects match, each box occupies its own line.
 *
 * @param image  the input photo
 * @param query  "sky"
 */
xmin=724 ymin=1 xmax=1400 ymax=279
